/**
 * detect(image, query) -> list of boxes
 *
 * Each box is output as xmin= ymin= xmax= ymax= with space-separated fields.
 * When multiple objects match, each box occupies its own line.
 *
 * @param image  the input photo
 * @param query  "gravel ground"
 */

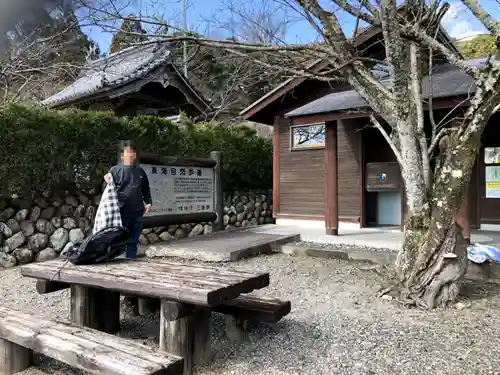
xmin=2 ymin=254 xmax=500 ymax=375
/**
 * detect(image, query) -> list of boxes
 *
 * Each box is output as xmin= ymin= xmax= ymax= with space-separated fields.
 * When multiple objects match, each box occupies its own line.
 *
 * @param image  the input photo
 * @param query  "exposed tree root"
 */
xmin=379 ymin=224 xmax=468 ymax=309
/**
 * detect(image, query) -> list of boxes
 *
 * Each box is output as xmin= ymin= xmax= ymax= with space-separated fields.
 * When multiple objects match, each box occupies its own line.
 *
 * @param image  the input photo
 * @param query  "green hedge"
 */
xmin=0 ymin=105 xmax=272 ymax=198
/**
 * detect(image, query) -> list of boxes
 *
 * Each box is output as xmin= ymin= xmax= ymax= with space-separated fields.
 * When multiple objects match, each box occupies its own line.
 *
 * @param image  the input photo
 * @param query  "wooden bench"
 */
xmin=0 ymin=307 xmax=183 ymax=375
xmin=35 ymin=282 xmax=291 ymax=343
xmin=214 ymin=295 xmax=291 ymax=342
xmin=23 ymin=259 xmax=270 ymax=375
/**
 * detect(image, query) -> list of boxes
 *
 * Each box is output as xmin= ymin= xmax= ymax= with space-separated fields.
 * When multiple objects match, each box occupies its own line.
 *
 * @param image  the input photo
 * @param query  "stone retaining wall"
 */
xmin=0 ymin=190 xmax=273 ymax=268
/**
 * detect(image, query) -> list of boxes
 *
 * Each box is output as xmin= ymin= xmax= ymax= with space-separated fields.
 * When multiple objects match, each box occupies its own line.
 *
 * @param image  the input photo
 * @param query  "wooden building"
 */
xmin=42 ymin=41 xmax=211 ymax=118
xmin=240 ymin=25 xmax=500 ymax=235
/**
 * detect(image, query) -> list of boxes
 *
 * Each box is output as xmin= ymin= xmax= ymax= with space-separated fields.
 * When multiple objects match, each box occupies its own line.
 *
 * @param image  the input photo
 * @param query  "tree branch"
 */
xmin=428 ymin=128 xmax=453 ymax=156
xmin=370 ymin=114 xmax=404 ymax=166
xmin=460 ymin=0 xmax=500 ymax=36
xmin=403 ymin=25 xmax=480 ymax=80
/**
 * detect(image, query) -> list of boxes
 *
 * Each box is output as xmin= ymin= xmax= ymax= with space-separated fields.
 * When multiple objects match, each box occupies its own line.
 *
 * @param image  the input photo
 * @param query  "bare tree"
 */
xmin=212 ymin=0 xmax=299 ymax=44
xmin=21 ymin=0 xmax=500 ymax=308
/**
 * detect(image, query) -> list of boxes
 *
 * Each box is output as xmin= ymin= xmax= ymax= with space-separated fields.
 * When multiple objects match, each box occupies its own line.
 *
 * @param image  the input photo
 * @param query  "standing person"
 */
xmin=104 ymin=140 xmax=152 ymax=259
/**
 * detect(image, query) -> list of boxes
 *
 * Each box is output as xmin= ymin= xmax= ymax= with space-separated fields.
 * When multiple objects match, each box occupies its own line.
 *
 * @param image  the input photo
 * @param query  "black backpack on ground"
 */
xmin=62 ymin=226 xmax=130 ymax=265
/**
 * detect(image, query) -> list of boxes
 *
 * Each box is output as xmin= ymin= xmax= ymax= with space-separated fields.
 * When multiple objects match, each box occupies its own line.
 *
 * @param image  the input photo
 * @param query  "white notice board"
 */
xmin=141 ymin=163 xmax=214 ymax=216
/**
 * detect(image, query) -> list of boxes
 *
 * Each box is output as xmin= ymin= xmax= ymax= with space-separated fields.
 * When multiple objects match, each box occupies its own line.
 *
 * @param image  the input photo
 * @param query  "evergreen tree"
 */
xmin=109 ymin=16 xmax=148 ymax=54
xmin=457 ymin=34 xmax=496 ymax=59
xmin=0 ymin=0 xmax=99 ymax=105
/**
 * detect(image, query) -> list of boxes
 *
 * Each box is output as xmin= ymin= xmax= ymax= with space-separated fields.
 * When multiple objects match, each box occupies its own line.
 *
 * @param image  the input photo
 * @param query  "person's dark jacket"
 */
xmin=109 ymin=163 xmax=152 ymax=219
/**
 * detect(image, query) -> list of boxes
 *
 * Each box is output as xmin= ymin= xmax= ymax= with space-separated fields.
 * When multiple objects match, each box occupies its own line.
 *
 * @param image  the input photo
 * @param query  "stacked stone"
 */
xmin=0 ymin=193 xmax=97 ymax=268
xmin=0 ymin=189 xmax=275 ymax=265
xmin=222 ymin=190 xmax=274 ymax=229
xmin=138 ymin=223 xmax=213 ymax=245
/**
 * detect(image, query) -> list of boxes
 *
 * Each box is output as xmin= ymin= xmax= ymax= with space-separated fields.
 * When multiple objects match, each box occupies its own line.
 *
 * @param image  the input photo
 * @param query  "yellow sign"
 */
xmin=487 ymin=182 xmax=500 ymax=189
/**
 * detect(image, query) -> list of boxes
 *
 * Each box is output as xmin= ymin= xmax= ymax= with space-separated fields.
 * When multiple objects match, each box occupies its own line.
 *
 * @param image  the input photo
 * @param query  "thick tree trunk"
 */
xmin=384 ymin=131 xmax=479 ymax=309
xmin=390 ymin=222 xmax=468 ymax=309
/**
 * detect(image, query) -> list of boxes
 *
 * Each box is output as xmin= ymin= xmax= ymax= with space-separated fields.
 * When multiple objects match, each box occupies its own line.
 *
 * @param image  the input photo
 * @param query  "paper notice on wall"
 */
xmin=486 ymin=166 xmax=500 ymax=198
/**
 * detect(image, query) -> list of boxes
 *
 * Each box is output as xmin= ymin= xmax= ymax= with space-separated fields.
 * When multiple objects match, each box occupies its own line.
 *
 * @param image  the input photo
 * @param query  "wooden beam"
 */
xmin=240 ymin=60 xmax=330 ymax=120
xmin=161 ymin=300 xmax=195 ymax=321
xmin=325 ymin=121 xmax=339 ymax=235
xmin=289 ymin=97 xmax=471 ymax=127
xmin=36 ymin=280 xmax=69 ymax=294
xmin=214 ymin=295 xmax=291 ymax=324
xmin=292 ymin=111 xmax=370 ymax=125
xmin=273 ymin=214 xmax=324 ymax=220
xmin=273 ymin=116 xmax=281 ymax=215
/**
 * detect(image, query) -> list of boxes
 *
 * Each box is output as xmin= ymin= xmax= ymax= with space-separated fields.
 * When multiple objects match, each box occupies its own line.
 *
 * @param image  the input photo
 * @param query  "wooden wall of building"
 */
xmin=275 ymin=117 xmax=364 ymax=221
xmin=276 ymin=117 xmax=325 ymax=217
xmin=337 ymin=119 xmax=363 ymax=221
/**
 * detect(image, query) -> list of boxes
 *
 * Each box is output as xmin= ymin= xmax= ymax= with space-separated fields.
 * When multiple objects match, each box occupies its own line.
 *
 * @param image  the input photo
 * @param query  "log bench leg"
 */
xmin=0 ymin=338 xmax=32 ymax=374
xmin=70 ymin=285 xmax=120 ymax=333
xmin=193 ymin=309 xmax=212 ymax=366
xmin=225 ymin=315 xmax=249 ymax=343
xmin=159 ymin=300 xmax=212 ymax=375
xmin=138 ymin=297 xmax=161 ymax=316
xmin=122 ymin=295 xmax=140 ymax=316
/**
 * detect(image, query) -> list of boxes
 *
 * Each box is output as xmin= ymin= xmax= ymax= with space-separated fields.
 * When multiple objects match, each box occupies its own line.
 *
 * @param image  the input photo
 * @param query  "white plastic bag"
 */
xmin=467 ymin=243 xmax=500 ymax=264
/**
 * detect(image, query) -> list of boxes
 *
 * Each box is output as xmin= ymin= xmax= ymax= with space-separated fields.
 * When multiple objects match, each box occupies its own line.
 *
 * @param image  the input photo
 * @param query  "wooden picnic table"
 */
xmin=21 ymin=258 xmax=270 ymax=374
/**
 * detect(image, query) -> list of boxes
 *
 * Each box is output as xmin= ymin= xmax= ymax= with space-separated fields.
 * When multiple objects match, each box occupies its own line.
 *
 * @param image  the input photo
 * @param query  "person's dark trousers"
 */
xmin=122 ymin=216 xmax=142 ymax=310
xmin=122 ymin=216 xmax=143 ymax=259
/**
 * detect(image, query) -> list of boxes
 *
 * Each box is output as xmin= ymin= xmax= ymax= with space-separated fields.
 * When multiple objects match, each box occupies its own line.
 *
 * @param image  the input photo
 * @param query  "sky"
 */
xmin=80 ymin=0 xmax=498 ymax=54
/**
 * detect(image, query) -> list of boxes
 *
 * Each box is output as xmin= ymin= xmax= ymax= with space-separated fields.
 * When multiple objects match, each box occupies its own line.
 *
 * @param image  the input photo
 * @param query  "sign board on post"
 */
xmin=141 ymin=163 xmax=214 ymax=216
xmin=133 ymin=151 xmax=222 ymax=228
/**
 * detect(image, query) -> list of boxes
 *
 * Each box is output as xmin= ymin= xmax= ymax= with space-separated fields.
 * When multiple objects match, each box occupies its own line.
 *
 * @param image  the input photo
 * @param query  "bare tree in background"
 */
xmin=190 ymin=0 xmax=296 ymax=118
xmin=81 ymin=0 xmax=500 ymax=309
xmin=214 ymin=0 xmax=298 ymax=44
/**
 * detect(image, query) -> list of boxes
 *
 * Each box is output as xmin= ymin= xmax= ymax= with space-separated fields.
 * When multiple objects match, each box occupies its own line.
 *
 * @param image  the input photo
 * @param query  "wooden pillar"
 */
xmin=273 ymin=116 xmax=281 ymax=215
xmin=325 ymin=121 xmax=339 ymax=235
xmin=0 ymin=338 xmax=32 ymax=374
xmin=70 ymin=285 xmax=120 ymax=333
xmin=138 ymin=297 xmax=161 ymax=316
xmin=192 ymin=309 xmax=212 ymax=366
xmin=159 ymin=300 xmax=211 ymax=375
xmin=210 ymin=151 xmax=224 ymax=232
xmin=224 ymin=315 xmax=248 ymax=343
